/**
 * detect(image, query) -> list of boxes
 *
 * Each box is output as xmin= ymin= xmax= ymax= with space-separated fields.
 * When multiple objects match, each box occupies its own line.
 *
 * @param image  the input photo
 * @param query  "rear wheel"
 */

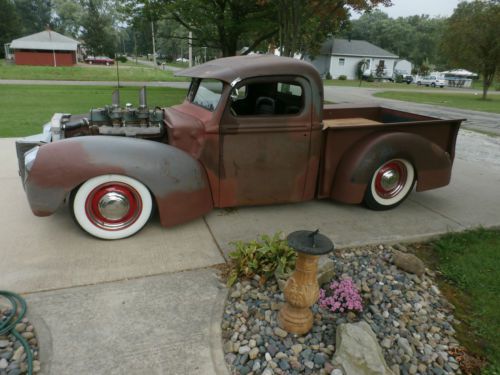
xmin=364 ymin=159 xmax=415 ymax=210
xmin=72 ymin=174 xmax=152 ymax=239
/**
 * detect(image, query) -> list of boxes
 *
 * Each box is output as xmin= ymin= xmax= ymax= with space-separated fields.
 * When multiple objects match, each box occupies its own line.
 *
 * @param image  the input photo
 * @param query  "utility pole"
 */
xmin=188 ymin=31 xmax=192 ymax=67
xmin=151 ymin=21 xmax=157 ymax=67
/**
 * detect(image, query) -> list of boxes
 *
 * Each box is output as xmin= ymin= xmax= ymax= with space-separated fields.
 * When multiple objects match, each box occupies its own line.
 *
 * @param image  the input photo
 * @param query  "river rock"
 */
xmin=332 ymin=321 xmax=395 ymax=375
xmin=392 ymin=250 xmax=425 ymax=276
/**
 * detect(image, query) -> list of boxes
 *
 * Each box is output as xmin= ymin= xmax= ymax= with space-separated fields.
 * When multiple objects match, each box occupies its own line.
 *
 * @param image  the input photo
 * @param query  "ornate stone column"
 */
xmin=278 ymin=230 xmax=334 ymax=335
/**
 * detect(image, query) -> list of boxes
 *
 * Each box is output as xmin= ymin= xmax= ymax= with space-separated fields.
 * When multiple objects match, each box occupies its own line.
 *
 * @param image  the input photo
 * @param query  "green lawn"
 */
xmin=0 ymin=60 xmax=187 ymax=82
xmin=418 ymin=229 xmax=500 ymax=373
xmin=323 ymin=79 xmax=424 ymax=89
xmin=0 ymin=85 xmax=187 ymax=137
xmin=373 ymin=91 xmax=500 ymax=114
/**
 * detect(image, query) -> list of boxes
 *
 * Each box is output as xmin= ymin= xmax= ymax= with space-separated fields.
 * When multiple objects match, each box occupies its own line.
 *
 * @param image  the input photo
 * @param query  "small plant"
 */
xmin=319 ymin=278 xmax=363 ymax=313
xmin=338 ymin=75 xmax=347 ymax=80
xmin=325 ymin=72 xmax=332 ymax=80
xmin=227 ymin=232 xmax=296 ymax=287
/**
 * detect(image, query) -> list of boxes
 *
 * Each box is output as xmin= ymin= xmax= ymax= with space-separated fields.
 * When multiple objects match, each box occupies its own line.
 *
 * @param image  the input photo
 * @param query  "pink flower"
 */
xmin=318 ymin=278 xmax=363 ymax=314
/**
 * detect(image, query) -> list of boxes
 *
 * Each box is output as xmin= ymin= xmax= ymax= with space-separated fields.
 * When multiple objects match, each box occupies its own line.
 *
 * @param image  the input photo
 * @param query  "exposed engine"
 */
xmin=50 ymin=87 xmax=165 ymax=141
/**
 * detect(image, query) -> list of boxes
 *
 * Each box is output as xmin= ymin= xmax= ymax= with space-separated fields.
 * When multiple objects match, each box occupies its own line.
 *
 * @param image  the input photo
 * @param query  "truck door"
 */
xmin=219 ymin=76 xmax=312 ymax=207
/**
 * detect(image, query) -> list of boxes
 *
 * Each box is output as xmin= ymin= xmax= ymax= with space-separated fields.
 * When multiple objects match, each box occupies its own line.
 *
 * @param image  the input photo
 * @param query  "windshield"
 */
xmin=189 ymin=78 xmax=224 ymax=111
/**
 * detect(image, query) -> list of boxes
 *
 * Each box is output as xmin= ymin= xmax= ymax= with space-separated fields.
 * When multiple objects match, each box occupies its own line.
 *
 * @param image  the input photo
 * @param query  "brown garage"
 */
xmin=10 ymin=30 xmax=79 ymax=67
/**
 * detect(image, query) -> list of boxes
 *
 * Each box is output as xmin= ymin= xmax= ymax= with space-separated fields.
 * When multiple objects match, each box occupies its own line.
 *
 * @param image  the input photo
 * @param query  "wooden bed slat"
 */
xmin=323 ymin=117 xmax=382 ymax=129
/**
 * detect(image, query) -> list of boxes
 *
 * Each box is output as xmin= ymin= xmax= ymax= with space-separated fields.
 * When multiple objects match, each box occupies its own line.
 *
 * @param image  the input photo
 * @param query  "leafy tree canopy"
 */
xmin=0 ymin=0 xmax=21 ymax=58
xmin=343 ymin=10 xmax=446 ymax=69
xmin=121 ymin=0 xmax=391 ymax=57
xmin=441 ymin=0 xmax=500 ymax=99
xmin=13 ymin=0 xmax=52 ymax=35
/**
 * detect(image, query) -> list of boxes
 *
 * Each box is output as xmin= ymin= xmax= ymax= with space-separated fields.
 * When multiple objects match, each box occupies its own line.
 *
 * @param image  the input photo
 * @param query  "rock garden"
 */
xmin=220 ymin=233 xmax=467 ymax=375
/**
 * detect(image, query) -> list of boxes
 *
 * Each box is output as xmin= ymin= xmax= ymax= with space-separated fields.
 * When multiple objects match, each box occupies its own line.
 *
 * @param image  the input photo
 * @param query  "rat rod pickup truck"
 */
xmin=16 ymin=55 xmax=463 ymax=239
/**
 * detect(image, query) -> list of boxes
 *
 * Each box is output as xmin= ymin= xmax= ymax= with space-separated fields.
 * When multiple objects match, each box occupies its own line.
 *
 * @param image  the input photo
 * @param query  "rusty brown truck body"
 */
xmin=16 ymin=55 xmax=463 ymax=239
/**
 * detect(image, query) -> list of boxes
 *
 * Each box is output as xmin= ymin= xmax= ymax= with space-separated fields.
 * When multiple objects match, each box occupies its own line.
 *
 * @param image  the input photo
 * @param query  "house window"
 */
xmin=339 ymin=58 xmax=345 ymax=66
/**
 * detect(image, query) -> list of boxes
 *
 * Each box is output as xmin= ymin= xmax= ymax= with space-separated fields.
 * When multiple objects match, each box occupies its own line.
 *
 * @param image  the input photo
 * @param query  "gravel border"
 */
xmin=221 ymin=244 xmax=463 ymax=375
xmin=0 ymin=306 xmax=41 ymax=374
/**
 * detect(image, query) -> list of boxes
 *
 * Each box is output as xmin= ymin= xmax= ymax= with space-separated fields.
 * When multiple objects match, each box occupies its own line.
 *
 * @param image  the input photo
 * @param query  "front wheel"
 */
xmin=364 ymin=159 xmax=415 ymax=210
xmin=72 ymin=174 xmax=153 ymax=240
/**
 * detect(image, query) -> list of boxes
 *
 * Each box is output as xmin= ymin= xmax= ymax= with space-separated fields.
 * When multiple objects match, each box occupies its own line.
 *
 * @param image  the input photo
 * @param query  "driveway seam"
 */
xmin=408 ymin=198 xmax=466 ymax=228
xmin=203 ymin=215 xmax=228 ymax=262
xmin=22 ymin=264 xmax=226 ymax=296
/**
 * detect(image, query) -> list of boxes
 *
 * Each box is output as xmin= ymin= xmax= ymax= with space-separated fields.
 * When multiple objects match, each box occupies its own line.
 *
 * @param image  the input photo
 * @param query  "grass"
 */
xmin=0 ymin=85 xmax=187 ymax=137
xmin=0 ymin=59 xmax=187 ymax=82
xmin=373 ymin=91 xmax=500 ymax=114
xmin=416 ymin=228 xmax=500 ymax=373
xmin=323 ymin=79 xmax=425 ymax=89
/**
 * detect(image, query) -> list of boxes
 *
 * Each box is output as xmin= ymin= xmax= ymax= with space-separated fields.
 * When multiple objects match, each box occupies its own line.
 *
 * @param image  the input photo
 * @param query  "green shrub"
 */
xmin=395 ymin=74 xmax=404 ymax=83
xmin=366 ymin=74 xmax=375 ymax=82
xmin=338 ymin=75 xmax=347 ymax=80
xmin=325 ymin=72 xmax=332 ymax=80
xmin=227 ymin=232 xmax=296 ymax=286
xmin=116 ymin=55 xmax=127 ymax=63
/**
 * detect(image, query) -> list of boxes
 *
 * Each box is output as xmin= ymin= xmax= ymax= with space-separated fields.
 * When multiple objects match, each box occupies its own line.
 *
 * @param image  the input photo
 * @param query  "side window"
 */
xmin=191 ymin=78 xmax=224 ymax=111
xmin=339 ymin=58 xmax=345 ymax=66
xmin=230 ymin=80 xmax=304 ymax=117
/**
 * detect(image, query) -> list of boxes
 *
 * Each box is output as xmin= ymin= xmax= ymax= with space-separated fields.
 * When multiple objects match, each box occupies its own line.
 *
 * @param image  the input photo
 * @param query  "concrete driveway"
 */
xmin=2 ymin=127 xmax=500 ymax=293
xmin=1 ymin=86 xmax=500 ymax=374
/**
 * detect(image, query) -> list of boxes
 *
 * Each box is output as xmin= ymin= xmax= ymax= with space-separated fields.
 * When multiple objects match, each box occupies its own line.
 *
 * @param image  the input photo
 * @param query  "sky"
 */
xmin=352 ymin=0 xmax=465 ymax=19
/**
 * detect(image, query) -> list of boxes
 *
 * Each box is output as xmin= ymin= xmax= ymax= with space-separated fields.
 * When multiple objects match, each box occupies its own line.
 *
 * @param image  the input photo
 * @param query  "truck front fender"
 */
xmin=26 ymin=136 xmax=213 ymax=227
xmin=330 ymin=132 xmax=452 ymax=204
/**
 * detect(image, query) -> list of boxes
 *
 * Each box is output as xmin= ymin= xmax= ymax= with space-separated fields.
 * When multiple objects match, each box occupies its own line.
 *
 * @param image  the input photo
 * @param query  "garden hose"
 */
xmin=0 ymin=291 xmax=33 ymax=375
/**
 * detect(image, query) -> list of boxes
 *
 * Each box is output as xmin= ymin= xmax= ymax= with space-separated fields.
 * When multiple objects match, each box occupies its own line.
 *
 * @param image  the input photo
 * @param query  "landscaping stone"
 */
xmin=332 ymin=321 xmax=395 ymax=375
xmin=392 ymin=250 xmax=425 ymax=276
xmin=317 ymin=257 xmax=335 ymax=286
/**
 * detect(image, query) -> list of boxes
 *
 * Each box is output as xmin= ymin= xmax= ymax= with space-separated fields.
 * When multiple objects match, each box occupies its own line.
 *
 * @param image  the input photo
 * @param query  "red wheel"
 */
xmin=73 ymin=175 xmax=152 ymax=239
xmin=364 ymin=159 xmax=415 ymax=210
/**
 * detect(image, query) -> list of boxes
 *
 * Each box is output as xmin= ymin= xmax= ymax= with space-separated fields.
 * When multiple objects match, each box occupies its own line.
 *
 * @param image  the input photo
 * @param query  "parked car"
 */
xmin=15 ymin=56 xmax=464 ymax=239
xmin=403 ymin=75 xmax=414 ymax=84
xmin=84 ymin=56 xmax=115 ymax=66
xmin=416 ymin=76 xmax=446 ymax=87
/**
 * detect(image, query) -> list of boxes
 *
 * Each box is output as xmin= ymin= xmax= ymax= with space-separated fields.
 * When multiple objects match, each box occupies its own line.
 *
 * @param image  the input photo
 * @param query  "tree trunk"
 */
xmin=482 ymin=67 xmax=495 ymax=100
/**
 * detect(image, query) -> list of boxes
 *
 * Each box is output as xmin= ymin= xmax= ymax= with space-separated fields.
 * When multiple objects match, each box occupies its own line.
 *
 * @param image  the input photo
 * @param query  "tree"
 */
xmin=163 ymin=0 xmax=276 ymax=57
xmin=52 ymin=0 xmax=84 ymax=37
xmin=441 ymin=0 xmax=500 ymax=99
xmin=275 ymin=0 xmax=392 ymax=58
xmin=343 ymin=10 xmax=446 ymax=68
xmin=14 ymin=0 xmax=53 ymax=35
xmin=0 ymin=0 xmax=21 ymax=58
xmin=80 ymin=0 xmax=117 ymax=56
xmin=121 ymin=0 xmax=392 ymax=58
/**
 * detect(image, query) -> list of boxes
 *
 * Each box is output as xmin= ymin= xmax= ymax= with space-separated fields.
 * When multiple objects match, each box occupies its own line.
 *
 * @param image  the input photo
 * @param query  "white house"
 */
xmin=307 ymin=38 xmax=402 ymax=80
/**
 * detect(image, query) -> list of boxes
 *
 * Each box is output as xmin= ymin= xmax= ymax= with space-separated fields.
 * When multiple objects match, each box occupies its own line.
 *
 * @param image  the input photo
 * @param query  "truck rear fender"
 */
xmin=330 ymin=132 xmax=452 ymax=204
xmin=26 ymin=136 xmax=213 ymax=227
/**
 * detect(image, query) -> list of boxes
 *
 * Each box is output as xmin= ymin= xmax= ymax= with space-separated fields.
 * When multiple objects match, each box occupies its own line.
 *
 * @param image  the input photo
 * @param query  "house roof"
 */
xmin=320 ymin=38 xmax=398 ymax=59
xmin=10 ymin=30 xmax=79 ymax=51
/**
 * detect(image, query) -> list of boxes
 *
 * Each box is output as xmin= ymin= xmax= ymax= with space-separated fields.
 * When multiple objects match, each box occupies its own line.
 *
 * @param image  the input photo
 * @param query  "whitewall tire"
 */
xmin=364 ymin=159 xmax=415 ymax=210
xmin=72 ymin=174 xmax=152 ymax=240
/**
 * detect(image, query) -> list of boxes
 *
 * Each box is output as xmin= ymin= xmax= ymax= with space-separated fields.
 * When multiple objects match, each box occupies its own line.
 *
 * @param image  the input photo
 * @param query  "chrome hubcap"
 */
xmin=380 ymin=170 xmax=399 ymax=191
xmin=98 ymin=192 xmax=130 ymax=221
xmin=85 ymin=182 xmax=142 ymax=231
xmin=374 ymin=160 xmax=408 ymax=199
